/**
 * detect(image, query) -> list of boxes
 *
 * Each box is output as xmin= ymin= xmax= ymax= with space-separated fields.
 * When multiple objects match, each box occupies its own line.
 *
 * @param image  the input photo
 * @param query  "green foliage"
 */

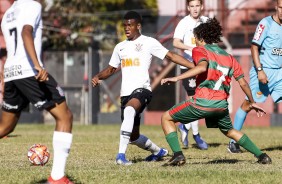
xmin=42 ymin=0 xmax=158 ymax=51
xmin=1 ymin=124 xmax=282 ymax=183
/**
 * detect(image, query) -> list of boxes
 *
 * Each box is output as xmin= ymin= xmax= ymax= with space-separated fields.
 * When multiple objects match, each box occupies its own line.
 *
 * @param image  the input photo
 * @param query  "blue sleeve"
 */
xmin=252 ymin=18 xmax=269 ymax=46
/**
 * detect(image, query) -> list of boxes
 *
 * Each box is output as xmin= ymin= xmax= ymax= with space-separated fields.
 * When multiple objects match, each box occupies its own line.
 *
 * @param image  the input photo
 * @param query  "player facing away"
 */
xmin=0 ymin=0 xmax=74 ymax=183
xmin=160 ymin=18 xmax=272 ymax=166
xmin=228 ymin=0 xmax=282 ymax=153
xmin=173 ymin=0 xmax=208 ymax=150
xmin=92 ymin=11 xmax=195 ymax=166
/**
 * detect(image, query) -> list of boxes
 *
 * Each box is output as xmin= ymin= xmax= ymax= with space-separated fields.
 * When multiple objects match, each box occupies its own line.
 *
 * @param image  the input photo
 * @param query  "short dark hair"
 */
xmin=187 ymin=0 xmax=203 ymax=4
xmin=123 ymin=11 xmax=142 ymax=24
xmin=193 ymin=17 xmax=222 ymax=44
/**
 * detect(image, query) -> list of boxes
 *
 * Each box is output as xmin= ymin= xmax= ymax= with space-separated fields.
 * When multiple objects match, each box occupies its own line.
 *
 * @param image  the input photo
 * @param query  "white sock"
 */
xmin=131 ymin=134 xmax=160 ymax=155
xmin=119 ymin=106 xmax=136 ymax=154
xmin=184 ymin=123 xmax=191 ymax=130
xmin=191 ymin=120 xmax=199 ymax=135
xmin=51 ymin=131 xmax=73 ymax=180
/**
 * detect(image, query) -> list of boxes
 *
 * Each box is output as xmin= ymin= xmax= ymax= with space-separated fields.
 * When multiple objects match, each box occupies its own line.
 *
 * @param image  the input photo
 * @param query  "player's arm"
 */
xmin=237 ymin=77 xmax=266 ymax=116
xmin=251 ymin=44 xmax=268 ymax=84
xmin=165 ymin=51 xmax=195 ymax=69
xmin=22 ymin=25 xmax=48 ymax=82
xmin=161 ymin=60 xmax=207 ymax=85
xmin=173 ymin=38 xmax=194 ymax=51
xmin=92 ymin=65 xmax=117 ymax=87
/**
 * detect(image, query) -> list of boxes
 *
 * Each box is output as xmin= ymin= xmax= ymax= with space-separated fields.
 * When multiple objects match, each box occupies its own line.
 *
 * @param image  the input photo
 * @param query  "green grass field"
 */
xmin=0 ymin=124 xmax=282 ymax=184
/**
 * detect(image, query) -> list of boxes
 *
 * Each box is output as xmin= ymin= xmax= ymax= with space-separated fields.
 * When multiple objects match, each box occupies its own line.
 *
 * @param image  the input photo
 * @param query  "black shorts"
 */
xmin=181 ymin=68 xmax=196 ymax=96
xmin=120 ymin=88 xmax=152 ymax=126
xmin=2 ymin=75 xmax=65 ymax=113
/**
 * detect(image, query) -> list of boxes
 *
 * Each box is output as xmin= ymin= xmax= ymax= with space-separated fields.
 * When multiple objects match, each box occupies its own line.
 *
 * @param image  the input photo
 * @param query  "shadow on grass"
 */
xmin=206 ymin=159 xmax=240 ymax=164
xmin=261 ymin=146 xmax=282 ymax=151
xmin=191 ymin=142 xmax=221 ymax=149
xmin=31 ymin=175 xmax=82 ymax=184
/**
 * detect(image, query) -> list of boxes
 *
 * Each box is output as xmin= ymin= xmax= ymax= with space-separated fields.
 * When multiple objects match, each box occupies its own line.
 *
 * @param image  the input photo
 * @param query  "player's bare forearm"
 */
xmin=22 ymin=25 xmax=41 ymax=69
xmin=92 ymin=66 xmax=117 ymax=87
xmin=238 ymin=78 xmax=255 ymax=103
xmin=173 ymin=39 xmax=193 ymax=51
xmin=165 ymin=51 xmax=195 ymax=69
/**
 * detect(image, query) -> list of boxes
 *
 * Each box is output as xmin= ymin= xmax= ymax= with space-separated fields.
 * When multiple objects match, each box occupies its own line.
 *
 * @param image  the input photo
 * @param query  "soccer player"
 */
xmin=228 ymin=0 xmax=282 ymax=153
xmin=92 ymin=11 xmax=195 ymax=165
xmin=173 ymin=0 xmax=208 ymax=150
xmin=0 ymin=0 xmax=74 ymax=183
xmin=161 ymin=18 xmax=272 ymax=166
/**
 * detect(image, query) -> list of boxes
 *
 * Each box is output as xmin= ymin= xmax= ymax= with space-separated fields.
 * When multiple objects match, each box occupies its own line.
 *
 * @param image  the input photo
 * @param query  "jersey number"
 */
xmin=9 ymin=27 xmax=17 ymax=55
xmin=213 ymin=65 xmax=229 ymax=90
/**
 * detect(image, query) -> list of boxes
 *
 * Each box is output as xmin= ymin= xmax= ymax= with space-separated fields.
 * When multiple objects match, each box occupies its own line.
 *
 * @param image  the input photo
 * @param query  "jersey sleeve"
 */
xmin=18 ymin=2 xmax=42 ymax=28
xmin=231 ymin=56 xmax=244 ymax=80
xmin=173 ymin=19 xmax=185 ymax=40
xmin=149 ymin=38 xmax=169 ymax=60
xmin=109 ymin=45 xmax=121 ymax=68
xmin=192 ymin=47 xmax=208 ymax=65
xmin=252 ymin=18 xmax=268 ymax=46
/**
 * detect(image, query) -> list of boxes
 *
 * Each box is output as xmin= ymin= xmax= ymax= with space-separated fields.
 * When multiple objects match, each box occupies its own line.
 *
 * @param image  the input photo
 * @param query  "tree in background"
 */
xmin=42 ymin=0 xmax=158 ymax=51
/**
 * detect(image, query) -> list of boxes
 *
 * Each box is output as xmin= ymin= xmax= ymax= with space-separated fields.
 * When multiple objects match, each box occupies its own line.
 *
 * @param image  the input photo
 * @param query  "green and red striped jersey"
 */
xmin=192 ymin=44 xmax=244 ymax=109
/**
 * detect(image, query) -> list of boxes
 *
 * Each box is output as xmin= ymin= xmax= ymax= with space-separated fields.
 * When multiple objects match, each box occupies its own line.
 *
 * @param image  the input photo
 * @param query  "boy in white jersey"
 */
xmin=92 ymin=11 xmax=195 ymax=165
xmin=1 ymin=1 xmax=73 ymax=183
xmin=173 ymin=0 xmax=208 ymax=150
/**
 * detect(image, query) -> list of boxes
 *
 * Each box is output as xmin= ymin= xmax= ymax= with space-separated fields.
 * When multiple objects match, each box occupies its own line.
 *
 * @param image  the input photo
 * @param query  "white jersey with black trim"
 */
xmin=173 ymin=15 xmax=208 ymax=69
xmin=109 ymin=35 xmax=169 ymax=96
xmin=1 ymin=0 xmax=43 ymax=82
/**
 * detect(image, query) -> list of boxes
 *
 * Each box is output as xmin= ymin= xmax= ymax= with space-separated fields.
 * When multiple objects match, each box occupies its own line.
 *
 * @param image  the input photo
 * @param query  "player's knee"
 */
xmin=161 ymin=111 xmax=170 ymax=124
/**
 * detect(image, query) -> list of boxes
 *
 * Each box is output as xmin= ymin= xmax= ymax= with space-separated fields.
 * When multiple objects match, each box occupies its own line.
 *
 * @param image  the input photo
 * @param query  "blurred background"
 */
xmin=0 ymin=0 xmax=281 ymax=126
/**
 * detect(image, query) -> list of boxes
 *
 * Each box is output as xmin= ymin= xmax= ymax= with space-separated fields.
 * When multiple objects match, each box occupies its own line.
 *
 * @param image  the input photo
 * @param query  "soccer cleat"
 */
xmin=47 ymin=176 xmax=74 ymax=184
xmin=227 ymin=142 xmax=242 ymax=153
xmin=145 ymin=148 xmax=169 ymax=161
xmin=163 ymin=154 xmax=186 ymax=166
xmin=257 ymin=153 xmax=272 ymax=164
xmin=115 ymin=153 xmax=132 ymax=166
xmin=178 ymin=124 xmax=189 ymax=148
xmin=193 ymin=133 xmax=208 ymax=150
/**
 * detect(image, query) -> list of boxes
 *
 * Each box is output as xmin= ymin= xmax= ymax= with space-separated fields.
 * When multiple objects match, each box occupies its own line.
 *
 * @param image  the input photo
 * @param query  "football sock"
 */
xmin=51 ymin=131 xmax=72 ymax=180
xmin=190 ymin=120 xmax=199 ymax=135
xmin=184 ymin=123 xmax=191 ymax=131
xmin=118 ymin=106 xmax=136 ymax=154
xmin=165 ymin=131 xmax=181 ymax=153
xmin=237 ymin=134 xmax=263 ymax=157
xmin=230 ymin=107 xmax=247 ymax=143
xmin=130 ymin=134 xmax=161 ymax=155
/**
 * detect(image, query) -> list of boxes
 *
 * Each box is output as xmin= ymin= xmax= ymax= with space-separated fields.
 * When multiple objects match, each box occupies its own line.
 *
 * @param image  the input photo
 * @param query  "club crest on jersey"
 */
xmin=256 ymin=91 xmax=263 ymax=98
xmin=253 ymin=24 xmax=265 ymax=41
xmin=188 ymin=78 xmax=196 ymax=88
xmin=135 ymin=43 xmax=143 ymax=52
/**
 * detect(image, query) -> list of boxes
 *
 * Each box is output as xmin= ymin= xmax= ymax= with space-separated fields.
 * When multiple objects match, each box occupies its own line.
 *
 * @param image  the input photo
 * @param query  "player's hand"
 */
xmin=92 ymin=76 xmax=102 ymax=87
xmin=250 ymin=103 xmax=266 ymax=117
xmin=34 ymin=66 xmax=49 ymax=82
xmin=257 ymin=71 xmax=268 ymax=84
xmin=161 ymin=77 xmax=178 ymax=85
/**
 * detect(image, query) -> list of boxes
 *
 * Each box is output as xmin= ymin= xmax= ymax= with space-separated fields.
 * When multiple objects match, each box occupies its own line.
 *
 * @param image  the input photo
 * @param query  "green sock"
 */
xmin=237 ymin=134 xmax=263 ymax=157
xmin=165 ymin=131 xmax=182 ymax=153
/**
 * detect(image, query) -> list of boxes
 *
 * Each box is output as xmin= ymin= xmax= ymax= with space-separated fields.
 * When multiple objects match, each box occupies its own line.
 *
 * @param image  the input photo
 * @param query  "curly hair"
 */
xmin=193 ymin=17 xmax=222 ymax=44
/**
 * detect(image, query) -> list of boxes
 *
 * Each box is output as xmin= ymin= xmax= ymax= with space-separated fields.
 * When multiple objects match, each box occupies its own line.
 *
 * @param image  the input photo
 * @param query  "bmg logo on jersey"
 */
xmin=272 ymin=48 xmax=282 ymax=56
xmin=4 ymin=65 xmax=22 ymax=78
xmin=121 ymin=58 xmax=140 ymax=67
xmin=253 ymin=24 xmax=265 ymax=41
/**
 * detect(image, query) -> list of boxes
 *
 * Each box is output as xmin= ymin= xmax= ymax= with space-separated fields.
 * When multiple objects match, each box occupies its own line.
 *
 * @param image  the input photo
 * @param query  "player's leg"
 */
xmin=0 ymin=111 xmax=20 ymax=138
xmin=130 ymin=124 xmax=168 ymax=162
xmin=116 ymin=97 xmax=137 ymax=165
xmin=218 ymin=112 xmax=271 ymax=164
xmin=191 ymin=120 xmax=208 ymax=150
xmin=161 ymin=111 xmax=186 ymax=166
xmin=47 ymin=101 xmax=73 ymax=181
xmin=229 ymin=67 xmax=269 ymax=153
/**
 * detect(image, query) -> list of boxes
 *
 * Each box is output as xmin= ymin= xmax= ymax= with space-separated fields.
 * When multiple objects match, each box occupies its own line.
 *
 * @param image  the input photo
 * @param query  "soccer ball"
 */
xmin=27 ymin=144 xmax=50 ymax=166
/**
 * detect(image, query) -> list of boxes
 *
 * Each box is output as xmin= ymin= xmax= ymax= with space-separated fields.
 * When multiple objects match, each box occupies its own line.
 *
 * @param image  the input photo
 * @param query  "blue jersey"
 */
xmin=252 ymin=16 xmax=282 ymax=69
